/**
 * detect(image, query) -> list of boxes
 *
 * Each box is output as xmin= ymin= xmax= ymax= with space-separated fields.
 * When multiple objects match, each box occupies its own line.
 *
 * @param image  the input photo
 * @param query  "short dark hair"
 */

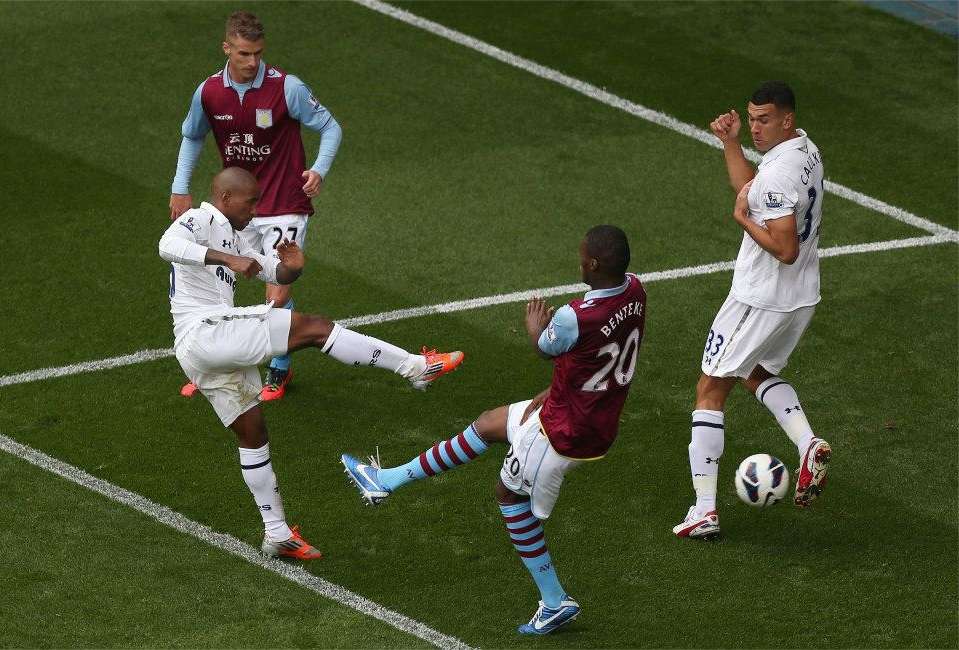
xmin=226 ymin=11 xmax=265 ymax=41
xmin=585 ymin=225 xmax=630 ymax=277
xmin=751 ymin=81 xmax=795 ymax=112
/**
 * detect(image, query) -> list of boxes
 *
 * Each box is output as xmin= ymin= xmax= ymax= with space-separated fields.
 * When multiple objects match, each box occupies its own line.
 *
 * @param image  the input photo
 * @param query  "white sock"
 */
xmin=689 ymin=409 xmax=725 ymax=514
xmin=321 ymin=323 xmax=422 ymax=377
xmin=755 ymin=377 xmax=815 ymax=456
xmin=238 ymin=443 xmax=291 ymax=540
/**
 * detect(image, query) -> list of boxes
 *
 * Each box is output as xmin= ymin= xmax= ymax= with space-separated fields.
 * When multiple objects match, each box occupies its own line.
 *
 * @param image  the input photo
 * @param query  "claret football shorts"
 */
xmin=175 ymin=304 xmax=291 ymax=426
xmin=500 ymin=400 xmax=583 ymax=520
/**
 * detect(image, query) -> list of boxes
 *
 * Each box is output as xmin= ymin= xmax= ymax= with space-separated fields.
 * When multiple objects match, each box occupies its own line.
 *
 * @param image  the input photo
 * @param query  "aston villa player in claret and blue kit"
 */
xmin=169 ymin=11 xmax=343 ymax=402
xmin=341 ymin=225 xmax=646 ymax=636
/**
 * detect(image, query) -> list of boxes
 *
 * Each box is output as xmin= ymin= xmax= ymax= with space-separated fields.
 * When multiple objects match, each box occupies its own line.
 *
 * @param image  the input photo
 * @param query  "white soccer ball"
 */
xmin=734 ymin=454 xmax=789 ymax=508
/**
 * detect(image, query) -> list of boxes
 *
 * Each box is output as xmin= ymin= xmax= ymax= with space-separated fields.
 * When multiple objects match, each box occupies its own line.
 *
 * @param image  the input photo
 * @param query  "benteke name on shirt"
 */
xmin=600 ymin=301 xmax=644 ymax=337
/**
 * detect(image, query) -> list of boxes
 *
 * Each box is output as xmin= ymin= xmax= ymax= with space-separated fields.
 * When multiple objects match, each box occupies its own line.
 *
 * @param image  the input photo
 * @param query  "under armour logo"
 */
xmin=705 ymin=457 xmax=720 ymax=464
xmin=785 ymin=405 xmax=802 ymax=414
xmin=222 ymin=239 xmax=232 ymax=249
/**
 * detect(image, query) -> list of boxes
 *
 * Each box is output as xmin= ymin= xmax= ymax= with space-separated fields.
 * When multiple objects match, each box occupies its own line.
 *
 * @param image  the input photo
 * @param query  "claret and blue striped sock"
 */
xmin=377 ymin=423 xmax=490 ymax=491
xmin=500 ymin=501 xmax=565 ymax=609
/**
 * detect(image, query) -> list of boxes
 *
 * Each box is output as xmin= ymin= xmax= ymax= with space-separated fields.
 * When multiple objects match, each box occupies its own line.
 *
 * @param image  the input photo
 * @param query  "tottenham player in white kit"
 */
xmin=159 ymin=167 xmax=463 ymax=559
xmin=673 ymin=81 xmax=832 ymax=539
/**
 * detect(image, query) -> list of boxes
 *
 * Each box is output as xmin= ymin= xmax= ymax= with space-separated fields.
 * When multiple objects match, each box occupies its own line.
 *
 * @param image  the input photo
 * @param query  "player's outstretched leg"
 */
xmin=753 ymin=376 xmax=831 ymax=507
xmin=290 ymin=315 xmax=464 ymax=390
xmin=341 ymin=423 xmax=492 ymax=505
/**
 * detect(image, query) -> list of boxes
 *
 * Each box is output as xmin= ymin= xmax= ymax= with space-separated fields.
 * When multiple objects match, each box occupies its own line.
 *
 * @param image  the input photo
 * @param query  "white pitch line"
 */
xmin=0 ymin=348 xmax=173 ymax=388
xmin=0 ymin=432 xmax=473 ymax=650
xmin=351 ymin=0 xmax=958 ymax=240
xmin=1 ymin=234 xmax=954 ymax=390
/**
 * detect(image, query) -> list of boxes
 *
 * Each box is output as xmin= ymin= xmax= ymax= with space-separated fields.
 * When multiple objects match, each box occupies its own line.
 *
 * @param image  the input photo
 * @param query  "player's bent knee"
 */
xmin=288 ymin=312 xmax=335 ymax=350
xmin=495 ymin=479 xmax=525 ymax=504
xmin=474 ymin=407 xmax=509 ymax=444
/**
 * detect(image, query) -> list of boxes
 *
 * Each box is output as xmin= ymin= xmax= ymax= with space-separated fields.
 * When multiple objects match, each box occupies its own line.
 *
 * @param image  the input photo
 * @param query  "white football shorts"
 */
xmin=239 ymin=214 xmax=309 ymax=257
xmin=500 ymin=400 xmax=583 ymax=520
xmin=175 ymin=304 xmax=291 ymax=426
xmin=701 ymin=295 xmax=815 ymax=378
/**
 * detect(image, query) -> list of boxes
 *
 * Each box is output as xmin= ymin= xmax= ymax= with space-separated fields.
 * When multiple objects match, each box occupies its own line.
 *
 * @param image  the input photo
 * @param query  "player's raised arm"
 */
xmin=710 ymin=109 xmax=755 ymax=193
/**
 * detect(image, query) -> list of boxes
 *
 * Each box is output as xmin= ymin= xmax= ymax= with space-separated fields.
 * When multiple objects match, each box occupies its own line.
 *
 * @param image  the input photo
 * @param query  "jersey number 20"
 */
xmin=582 ymin=327 xmax=641 ymax=392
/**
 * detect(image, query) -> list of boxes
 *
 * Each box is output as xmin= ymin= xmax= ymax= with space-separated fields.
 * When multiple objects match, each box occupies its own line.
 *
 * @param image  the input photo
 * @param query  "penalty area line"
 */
xmin=0 ymin=233 xmax=955 ymax=390
xmin=0 ymin=432 xmax=474 ymax=650
xmin=351 ymin=0 xmax=958 ymax=240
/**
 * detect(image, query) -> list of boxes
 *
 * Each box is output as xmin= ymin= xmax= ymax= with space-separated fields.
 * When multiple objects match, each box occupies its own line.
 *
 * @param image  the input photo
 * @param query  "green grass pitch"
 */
xmin=0 ymin=2 xmax=955 ymax=648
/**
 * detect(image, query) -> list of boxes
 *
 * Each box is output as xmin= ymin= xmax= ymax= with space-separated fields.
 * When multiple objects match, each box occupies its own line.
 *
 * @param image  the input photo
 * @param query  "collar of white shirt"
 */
xmin=761 ymin=128 xmax=809 ymax=165
xmin=200 ymin=201 xmax=231 ymax=227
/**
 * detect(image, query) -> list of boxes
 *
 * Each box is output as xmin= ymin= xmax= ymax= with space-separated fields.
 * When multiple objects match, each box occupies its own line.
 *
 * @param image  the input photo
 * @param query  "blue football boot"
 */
xmin=341 ymin=453 xmax=391 ymax=506
xmin=517 ymin=596 xmax=580 ymax=635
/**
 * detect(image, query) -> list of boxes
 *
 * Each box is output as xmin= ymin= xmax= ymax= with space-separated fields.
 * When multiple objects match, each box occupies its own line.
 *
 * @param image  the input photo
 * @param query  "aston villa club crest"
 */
xmin=255 ymin=109 xmax=273 ymax=129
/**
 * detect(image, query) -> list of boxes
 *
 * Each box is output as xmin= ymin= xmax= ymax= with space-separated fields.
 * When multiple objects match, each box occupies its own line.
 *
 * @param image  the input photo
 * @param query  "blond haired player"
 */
xmin=170 ymin=11 xmax=342 ymax=401
xmin=160 ymin=168 xmax=462 ymax=559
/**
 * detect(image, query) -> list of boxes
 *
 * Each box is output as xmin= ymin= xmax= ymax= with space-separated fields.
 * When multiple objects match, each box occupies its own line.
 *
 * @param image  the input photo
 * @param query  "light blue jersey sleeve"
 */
xmin=171 ymin=82 xmax=210 ymax=194
xmin=181 ymin=82 xmax=211 ymax=139
xmin=538 ymin=304 xmax=579 ymax=357
xmin=284 ymin=74 xmax=342 ymax=179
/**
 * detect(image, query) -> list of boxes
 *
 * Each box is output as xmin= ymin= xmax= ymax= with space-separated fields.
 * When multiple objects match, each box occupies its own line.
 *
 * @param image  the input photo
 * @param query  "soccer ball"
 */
xmin=735 ymin=454 xmax=789 ymax=507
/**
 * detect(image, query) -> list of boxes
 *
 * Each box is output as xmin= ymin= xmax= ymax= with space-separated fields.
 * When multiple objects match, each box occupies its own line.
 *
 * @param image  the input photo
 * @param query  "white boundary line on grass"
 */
xmin=351 ymin=0 xmax=958 ymax=240
xmin=0 ymin=432 xmax=474 ymax=650
xmin=2 ymin=9 xmax=956 ymax=643
xmin=1 ymin=234 xmax=955 ymax=390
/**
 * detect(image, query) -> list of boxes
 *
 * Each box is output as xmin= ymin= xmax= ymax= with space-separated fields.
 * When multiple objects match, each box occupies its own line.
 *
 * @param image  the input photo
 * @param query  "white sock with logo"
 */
xmin=321 ymin=323 xmax=423 ymax=377
xmin=689 ymin=409 xmax=725 ymax=514
xmin=755 ymin=377 xmax=815 ymax=455
xmin=238 ymin=443 xmax=291 ymax=541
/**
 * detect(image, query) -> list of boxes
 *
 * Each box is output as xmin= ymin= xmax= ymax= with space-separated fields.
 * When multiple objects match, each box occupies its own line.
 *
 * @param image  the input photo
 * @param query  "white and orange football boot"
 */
xmin=409 ymin=348 xmax=464 ymax=391
xmin=261 ymin=525 xmax=323 ymax=560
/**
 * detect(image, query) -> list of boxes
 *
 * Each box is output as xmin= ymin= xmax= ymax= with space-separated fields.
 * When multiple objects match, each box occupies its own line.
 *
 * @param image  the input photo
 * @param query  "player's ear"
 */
xmin=783 ymin=111 xmax=795 ymax=130
xmin=222 ymin=41 xmax=230 ymax=56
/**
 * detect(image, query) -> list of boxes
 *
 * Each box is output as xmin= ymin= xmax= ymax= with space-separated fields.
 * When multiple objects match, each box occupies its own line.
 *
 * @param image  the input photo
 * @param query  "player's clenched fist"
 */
xmin=227 ymin=255 xmax=263 ymax=278
xmin=710 ymin=109 xmax=741 ymax=143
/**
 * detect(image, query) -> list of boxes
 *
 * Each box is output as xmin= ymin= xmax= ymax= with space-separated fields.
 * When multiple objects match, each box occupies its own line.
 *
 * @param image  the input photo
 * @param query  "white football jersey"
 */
xmin=159 ymin=201 xmax=281 ymax=347
xmin=730 ymin=129 xmax=824 ymax=312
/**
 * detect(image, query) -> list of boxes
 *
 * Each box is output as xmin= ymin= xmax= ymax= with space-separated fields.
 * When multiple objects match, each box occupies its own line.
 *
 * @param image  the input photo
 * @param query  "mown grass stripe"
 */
xmin=0 ymin=432 xmax=474 ymax=650
xmin=0 ymin=234 xmax=954 ymax=389
xmin=352 ymin=0 xmax=958 ymax=239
